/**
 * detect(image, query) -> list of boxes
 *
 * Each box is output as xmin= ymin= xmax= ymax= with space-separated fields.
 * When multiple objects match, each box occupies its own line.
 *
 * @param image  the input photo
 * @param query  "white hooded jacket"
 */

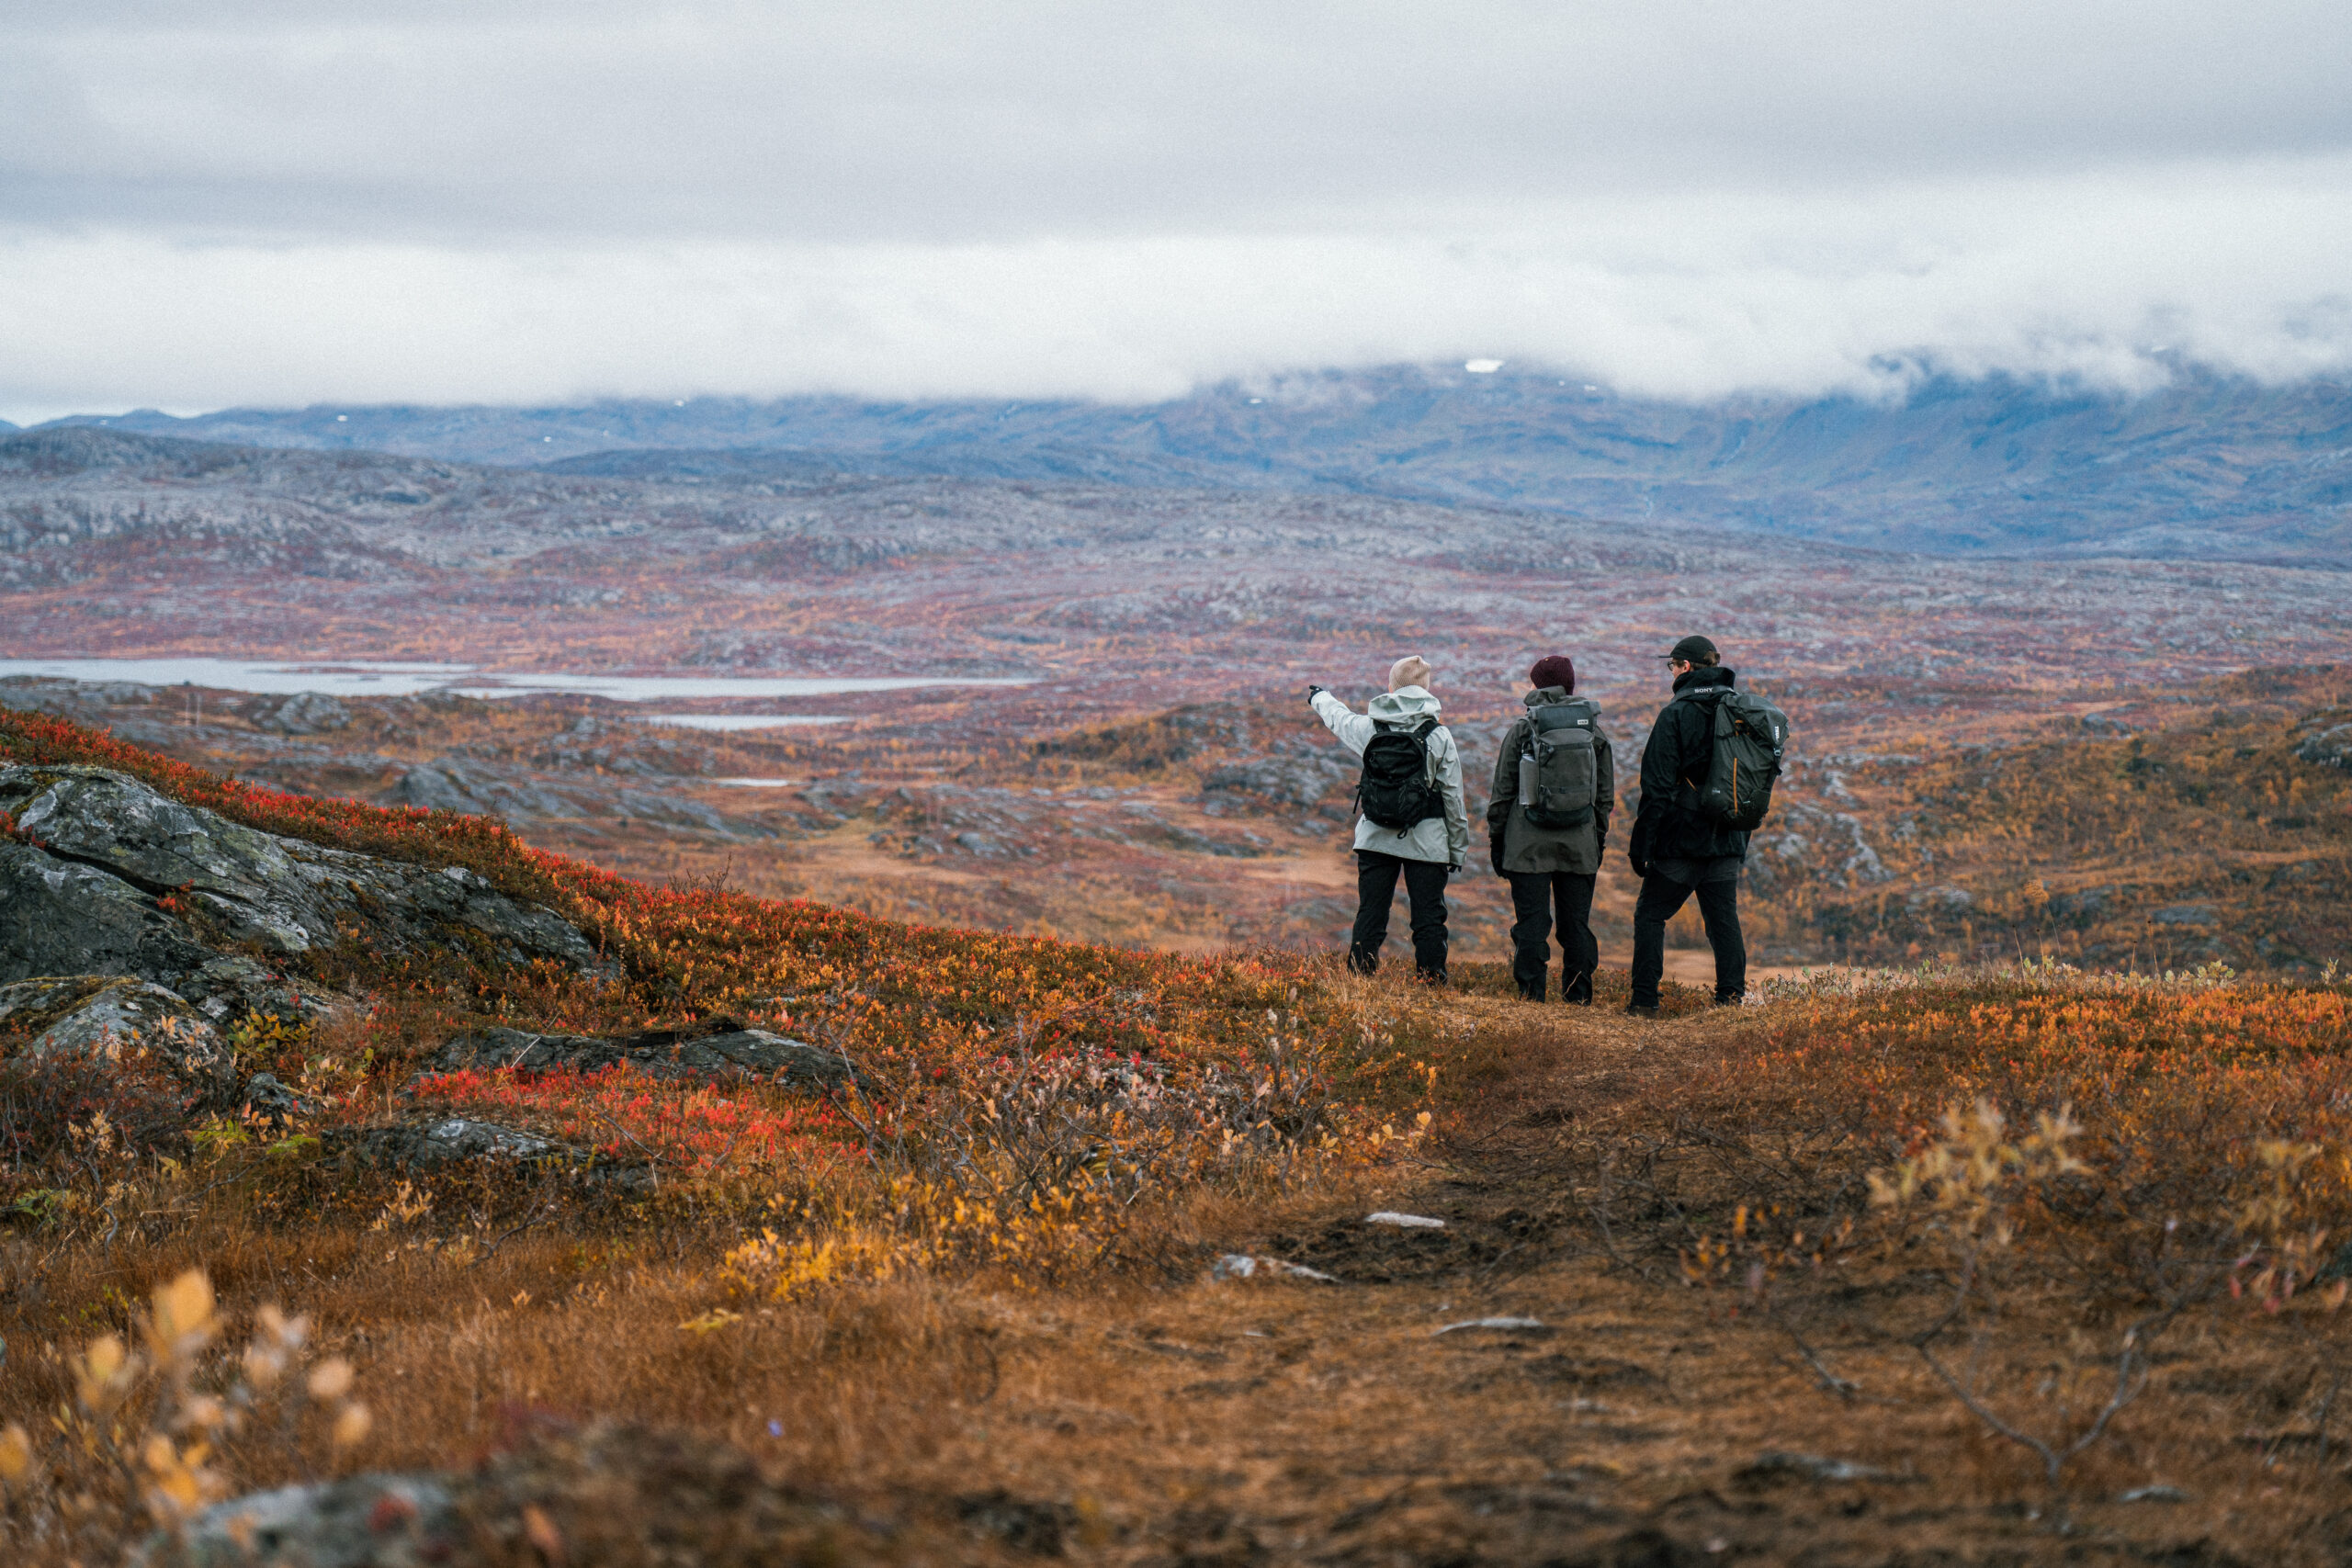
xmin=1311 ymin=685 xmax=1470 ymax=866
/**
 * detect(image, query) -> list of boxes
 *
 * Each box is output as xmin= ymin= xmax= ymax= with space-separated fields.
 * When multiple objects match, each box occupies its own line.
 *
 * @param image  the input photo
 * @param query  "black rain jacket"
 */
xmin=1632 ymin=666 xmax=1751 ymax=865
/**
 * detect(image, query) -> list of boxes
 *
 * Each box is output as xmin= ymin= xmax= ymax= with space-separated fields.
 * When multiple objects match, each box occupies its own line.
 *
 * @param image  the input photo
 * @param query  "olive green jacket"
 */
xmin=1484 ymin=687 xmax=1615 ymax=875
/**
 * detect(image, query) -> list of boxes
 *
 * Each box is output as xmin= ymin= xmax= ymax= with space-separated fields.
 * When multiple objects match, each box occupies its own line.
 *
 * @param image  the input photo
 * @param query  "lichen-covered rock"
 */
xmin=418 ymin=1019 xmax=859 ymax=1090
xmin=391 ymin=761 xmax=582 ymax=822
xmin=0 ymin=839 xmax=220 ymax=987
xmin=0 ymin=975 xmax=237 ymax=1101
xmin=242 ymin=1071 xmax=312 ymax=1122
xmin=0 ymin=765 xmax=612 ymax=1002
xmin=137 ymin=1472 xmax=458 ymax=1568
xmin=1 ymin=764 xmax=322 ymax=950
xmin=143 ymin=1421 xmax=925 ymax=1566
xmin=255 ymin=691 xmax=352 ymax=735
xmin=175 ymin=953 xmax=335 ymax=1028
xmin=328 ymin=1115 xmax=654 ymax=1193
xmin=357 ymin=1115 xmax=573 ymax=1165
xmin=2298 ymin=721 xmax=2352 ymax=772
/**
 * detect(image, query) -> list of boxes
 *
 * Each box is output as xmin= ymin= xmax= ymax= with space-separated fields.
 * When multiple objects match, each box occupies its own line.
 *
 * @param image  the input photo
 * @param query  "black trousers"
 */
xmin=1630 ymin=874 xmax=1747 ymax=1006
xmin=1350 ymin=851 xmax=1450 ymax=980
xmin=1508 ymin=871 xmax=1597 ymax=1002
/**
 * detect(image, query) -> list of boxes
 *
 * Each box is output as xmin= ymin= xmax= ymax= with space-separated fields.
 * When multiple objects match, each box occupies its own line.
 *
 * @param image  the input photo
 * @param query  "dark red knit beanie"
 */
xmin=1528 ymin=655 xmax=1577 ymax=694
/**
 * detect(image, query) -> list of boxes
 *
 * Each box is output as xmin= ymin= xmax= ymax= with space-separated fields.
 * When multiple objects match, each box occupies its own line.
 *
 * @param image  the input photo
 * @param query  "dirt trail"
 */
xmin=939 ymin=1000 xmax=2301 ymax=1566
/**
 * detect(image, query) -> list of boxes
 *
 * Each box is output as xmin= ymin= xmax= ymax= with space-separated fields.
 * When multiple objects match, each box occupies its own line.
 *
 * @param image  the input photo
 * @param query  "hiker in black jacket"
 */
xmin=1486 ymin=655 xmax=1613 ymax=1003
xmin=1626 ymin=636 xmax=1747 ymax=1015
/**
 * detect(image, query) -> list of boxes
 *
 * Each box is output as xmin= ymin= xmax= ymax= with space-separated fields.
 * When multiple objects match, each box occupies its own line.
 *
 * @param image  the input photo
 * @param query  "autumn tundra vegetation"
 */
xmin=6 ymin=695 xmax=2352 ymax=1563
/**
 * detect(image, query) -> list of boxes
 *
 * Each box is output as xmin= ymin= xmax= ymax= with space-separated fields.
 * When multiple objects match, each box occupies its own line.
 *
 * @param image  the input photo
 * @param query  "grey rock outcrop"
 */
xmin=2298 ymin=721 xmax=2352 ymax=772
xmin=1749 ymin=799 xmax=1892 ymax=890
xmin=254 ymin=691 xmax=352 ymax=735
xmin=417 ymin=1019 xmax=857 ymax=1089
xmin=328 ymin=1115 xmax=654 ymax=1193
xmin=1905 ymin=885 xmax=1974 ymax=915
xmin=138 ymin=1472 xmax=458 ymax=1568
xmin=349 ymin=1114 xmax=571 ymax=1165
xmin=0 ymin=975 xmax=238 ymax=1100
xmin=391 ymin=761 xmax=582 ymax=822
xmin=241 ymin=1071 xmax=308 ymax=1122
xmin=1199 ymin=748 xmax=1351 ymax=809
xmin=0 ymin=765 xmax=611 ymax=1011
xmin=1 ymin=837 xmax=220 ymax=989
xmin=141 ymin=1419 xmax=906 ymax=1566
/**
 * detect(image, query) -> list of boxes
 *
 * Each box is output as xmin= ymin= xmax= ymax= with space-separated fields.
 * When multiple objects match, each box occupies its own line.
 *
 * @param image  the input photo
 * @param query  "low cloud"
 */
xmin=2 ymin=3 xmax=2348 ymax=417
xmin=6 ymin=158 xmax=2349 ymax=421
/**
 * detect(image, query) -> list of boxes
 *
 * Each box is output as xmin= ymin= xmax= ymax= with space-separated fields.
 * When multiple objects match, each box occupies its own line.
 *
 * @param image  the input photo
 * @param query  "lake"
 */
xmin=0 ymin=657 xmax=1033 ymax=703
xmin=640 ymin=715 xmax=852 ymax=731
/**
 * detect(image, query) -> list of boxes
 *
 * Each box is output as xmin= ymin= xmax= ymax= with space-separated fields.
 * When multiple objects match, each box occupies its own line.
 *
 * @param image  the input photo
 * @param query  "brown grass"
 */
xmin=16 ymin=968 xmax=2352 ymax=1563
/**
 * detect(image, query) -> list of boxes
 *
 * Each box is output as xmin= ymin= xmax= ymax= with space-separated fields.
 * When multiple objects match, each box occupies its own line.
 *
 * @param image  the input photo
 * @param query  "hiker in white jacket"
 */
xmin=1308 ymin=655 xmax=1470 ymax=984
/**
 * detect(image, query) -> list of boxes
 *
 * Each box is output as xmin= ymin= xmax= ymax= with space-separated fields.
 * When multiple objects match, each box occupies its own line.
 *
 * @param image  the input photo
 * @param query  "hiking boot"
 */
xmin=1518 ymin=987 xmax=1546 ymax=1003
xmin=1623 ymin=1003 xmax=1661 ymax=1019
xmin=1713 ymin=993 xmax=1746 ymax=1008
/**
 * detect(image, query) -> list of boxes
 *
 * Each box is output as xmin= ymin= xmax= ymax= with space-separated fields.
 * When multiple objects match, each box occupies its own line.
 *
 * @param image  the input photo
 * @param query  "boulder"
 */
xmin=0 ymin=839 xmax=220 ymax=986
xmin=390 ymin=761 xmax=582 ymax=822
xmin=329 ymin=1114 xmax=652 ymax=1193
xmin=254 ymin=691 xmax=352 ymax=736
xmin=0 ymin=765 xmax=612 ymax=1004
xmin=416 ymin=1018 xmax=859 ymax=1090
xmin=175 ymin=953 xmax=336 ymax=1028
xmin=138 ymin=1472 xmax=458 ymax=1568
xmin=353 ymin=1115 xmax=573 ymax=1165
xmin=1904 ymin=886 xmax=1973 ymax=915
xmin=2296 ymin=721 xmax=2352 ymax=772
xmin=0 ymin=975 xmax=237 ymax=1101
xmin=1739 ymin=1451 xmax=1910 ymax=1485
xmin=147 ymin=1421 xmax=919 ymax=1566
xmin=1199 ymin=750 xmax=1351 ymax=809
xmin=242 ymin=1071 xmax=310 ymax=1122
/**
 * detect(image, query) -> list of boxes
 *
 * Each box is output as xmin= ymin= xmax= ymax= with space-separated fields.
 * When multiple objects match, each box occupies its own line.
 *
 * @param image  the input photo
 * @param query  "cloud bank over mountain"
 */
xmin=4 ymin=2 xmax=2350 ymax=419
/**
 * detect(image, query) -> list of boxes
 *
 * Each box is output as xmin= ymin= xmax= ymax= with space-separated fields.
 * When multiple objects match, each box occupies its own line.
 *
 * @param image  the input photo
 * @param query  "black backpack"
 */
xmin=1518 ymin=699 xmax=1601 ymax=829
xmin=1678 ymin=687 xmax=1791 ymax=830
xmin=1356 ymin=718 xmax=1446 ymax=829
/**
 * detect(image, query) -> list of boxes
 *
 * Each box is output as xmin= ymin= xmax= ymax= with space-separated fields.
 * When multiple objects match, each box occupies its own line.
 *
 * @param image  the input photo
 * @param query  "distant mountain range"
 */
xmin=29 ymin=364 xmax=2352 ymax=565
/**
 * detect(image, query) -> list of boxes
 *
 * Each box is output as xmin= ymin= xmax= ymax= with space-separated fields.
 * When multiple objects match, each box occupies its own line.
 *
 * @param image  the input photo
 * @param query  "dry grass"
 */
xmin=14 ymin=971 xmax=2352 ymax=1562
xmin=10 ymin=699 xmax=2352 ymax=1561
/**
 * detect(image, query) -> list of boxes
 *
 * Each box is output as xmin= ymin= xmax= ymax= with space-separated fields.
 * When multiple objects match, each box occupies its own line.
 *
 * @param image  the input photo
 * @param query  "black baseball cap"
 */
xmin=1660 ymin=635 xmax=1718 ymax=663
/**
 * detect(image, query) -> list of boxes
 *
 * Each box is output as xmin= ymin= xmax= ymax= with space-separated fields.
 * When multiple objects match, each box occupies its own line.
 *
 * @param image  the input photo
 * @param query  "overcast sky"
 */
xmin=4 ymin=1 xmax=2350 ymax=421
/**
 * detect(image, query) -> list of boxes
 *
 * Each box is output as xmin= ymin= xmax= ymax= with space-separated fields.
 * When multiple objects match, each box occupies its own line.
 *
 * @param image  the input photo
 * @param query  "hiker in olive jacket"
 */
xmin=1486 ymin=655 xmax=1613 ymax=1003
xmin=1309 ymin=655 xmax=1469 ymax=984
xmin=1626 ymin=635 xmax=1748 ymax=1014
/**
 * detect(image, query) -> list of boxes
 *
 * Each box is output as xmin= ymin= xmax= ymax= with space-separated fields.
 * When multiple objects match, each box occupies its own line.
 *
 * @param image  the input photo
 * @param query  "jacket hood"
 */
xmin=1368 ymin=685 xmax=1442 ymax=723
xmin=1525 ymin=685 xmax=1595 ymax=711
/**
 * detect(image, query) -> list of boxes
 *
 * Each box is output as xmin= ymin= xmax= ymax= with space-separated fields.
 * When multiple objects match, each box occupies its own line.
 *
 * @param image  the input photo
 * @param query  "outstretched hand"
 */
xmin=1306 ymin=683 xmax=1326 ymax=705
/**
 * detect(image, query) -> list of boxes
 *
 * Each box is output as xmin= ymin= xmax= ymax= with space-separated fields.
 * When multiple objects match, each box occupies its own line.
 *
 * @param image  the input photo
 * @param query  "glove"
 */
xmin=1448 ymin=863 xmax=1462 ymax=876
xmin=1306 ymin=683 xmax=1326 ymax=706
xmin=1488 ymin=830 xmax=1508 ymax=879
